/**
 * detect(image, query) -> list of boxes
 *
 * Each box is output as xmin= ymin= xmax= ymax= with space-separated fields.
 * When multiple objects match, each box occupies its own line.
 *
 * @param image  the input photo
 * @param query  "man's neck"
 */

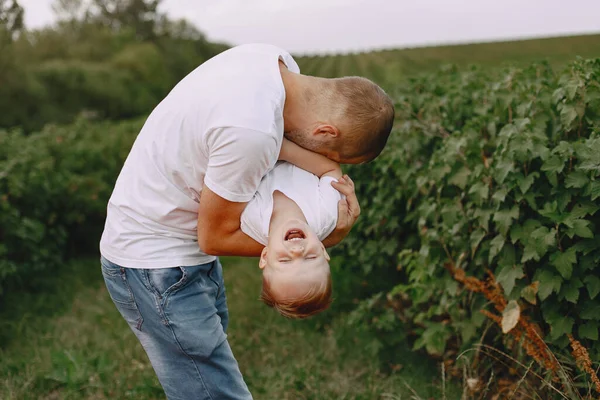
xmin=280 ymin=63 xmax=312 ymax=133
xmin=268 ymin=191 xmax=307 ymax=236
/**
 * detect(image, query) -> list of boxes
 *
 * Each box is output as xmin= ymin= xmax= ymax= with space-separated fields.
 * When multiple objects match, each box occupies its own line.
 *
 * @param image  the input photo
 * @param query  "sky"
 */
xmin=19 ymin=0 xmax=600 ymax=55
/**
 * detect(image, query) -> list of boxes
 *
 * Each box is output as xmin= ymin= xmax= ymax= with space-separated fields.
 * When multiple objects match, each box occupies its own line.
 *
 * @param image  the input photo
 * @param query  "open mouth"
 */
xmin=284 ymin=229 xmax=306 ymax=242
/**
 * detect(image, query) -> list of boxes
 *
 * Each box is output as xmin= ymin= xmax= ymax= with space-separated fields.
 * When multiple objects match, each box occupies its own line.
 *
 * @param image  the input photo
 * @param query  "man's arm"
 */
xmin=279 ymin=138 xmax=343 ymax=180
xmin=198 ymin=126 xmax=278 ymax=256
xmin=197 ymin=185 xmax=264 ymax=257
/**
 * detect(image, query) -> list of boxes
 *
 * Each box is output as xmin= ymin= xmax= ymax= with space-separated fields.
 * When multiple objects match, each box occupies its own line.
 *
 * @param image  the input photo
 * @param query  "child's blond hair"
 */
xmin=260 ymin=273 xmax=332 ymax=319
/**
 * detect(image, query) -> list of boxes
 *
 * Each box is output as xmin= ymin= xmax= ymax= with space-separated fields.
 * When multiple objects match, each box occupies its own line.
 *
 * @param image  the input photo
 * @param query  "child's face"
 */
xmin=259 ymin=218 xmax=330 ymax=300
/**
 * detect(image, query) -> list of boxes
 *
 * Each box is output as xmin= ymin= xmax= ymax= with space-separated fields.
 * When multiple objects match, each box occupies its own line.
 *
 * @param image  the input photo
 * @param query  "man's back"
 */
xmin=100 ymin=44 xmax=300 ymax=269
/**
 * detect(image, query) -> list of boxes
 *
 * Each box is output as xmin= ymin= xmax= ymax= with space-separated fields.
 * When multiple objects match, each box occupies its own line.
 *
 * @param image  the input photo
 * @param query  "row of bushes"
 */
xmin=0 ymin=118 xmax=142 ymax=293
xmin=335 ymin=58 xmax=600 ymax=385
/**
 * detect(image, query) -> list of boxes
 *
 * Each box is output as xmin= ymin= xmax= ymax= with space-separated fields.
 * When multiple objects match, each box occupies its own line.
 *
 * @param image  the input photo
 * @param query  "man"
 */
xmin=99 ymin=43 xmax=394 ymax=399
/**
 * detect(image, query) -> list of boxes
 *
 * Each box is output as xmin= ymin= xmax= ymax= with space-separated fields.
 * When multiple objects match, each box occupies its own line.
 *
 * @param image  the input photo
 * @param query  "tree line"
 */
xmin=0 ymin=0 xmax=228 ymax=132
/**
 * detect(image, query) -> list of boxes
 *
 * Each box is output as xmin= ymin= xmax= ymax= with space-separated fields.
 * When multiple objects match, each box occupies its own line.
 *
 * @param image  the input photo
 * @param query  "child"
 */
xmin=240 ymin=138 xmax=354 ymax=319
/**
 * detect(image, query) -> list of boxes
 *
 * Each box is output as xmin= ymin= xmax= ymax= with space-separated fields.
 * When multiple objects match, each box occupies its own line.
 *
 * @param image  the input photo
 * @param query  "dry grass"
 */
xmin=446 ymin=264 xmax=599 ymax=400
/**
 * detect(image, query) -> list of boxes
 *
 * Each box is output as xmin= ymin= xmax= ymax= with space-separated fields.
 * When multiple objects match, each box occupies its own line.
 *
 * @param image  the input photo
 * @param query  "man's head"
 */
xmin=282 ymin=72 xmax=395 ymax=164
xmin=258 ymin=218 xmax=332 ymax=319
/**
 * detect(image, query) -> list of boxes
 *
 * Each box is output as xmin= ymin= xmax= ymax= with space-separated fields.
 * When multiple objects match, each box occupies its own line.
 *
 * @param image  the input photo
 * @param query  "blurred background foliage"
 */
xmin=0 ymin=0 xmax=228 ymax=132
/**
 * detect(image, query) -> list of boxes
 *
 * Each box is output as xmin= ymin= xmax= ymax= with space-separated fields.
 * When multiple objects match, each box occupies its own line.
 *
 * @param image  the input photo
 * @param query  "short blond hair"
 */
xmin=260 ymin=273 xmax=333 ymax=319
xmin=331 ymin=76 xmax=395 ymax=161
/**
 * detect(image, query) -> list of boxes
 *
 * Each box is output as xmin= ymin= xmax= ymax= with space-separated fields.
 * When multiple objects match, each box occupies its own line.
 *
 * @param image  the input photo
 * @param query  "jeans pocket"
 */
xmin=100 ymin=257 xmax=120 ymax=278
xmin=207 ymin=260 xmax=224 ymax=298
xmin=146 ymin=267 xmax=188 ymax=300
xmin=100 ymin=259 xmax=144 ymax=330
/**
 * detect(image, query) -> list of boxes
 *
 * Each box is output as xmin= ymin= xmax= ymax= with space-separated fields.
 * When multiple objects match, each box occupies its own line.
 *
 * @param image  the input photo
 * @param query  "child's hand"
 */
xmin=323 ymin=174 xmax=360 ymax=247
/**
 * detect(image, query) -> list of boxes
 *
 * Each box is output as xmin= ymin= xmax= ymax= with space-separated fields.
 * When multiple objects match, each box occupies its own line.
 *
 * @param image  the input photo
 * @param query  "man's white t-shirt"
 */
xmin=99 ymin=43 xmax=300 ymax=269
xmin=240 ymin=162 xmax=341 ymax=246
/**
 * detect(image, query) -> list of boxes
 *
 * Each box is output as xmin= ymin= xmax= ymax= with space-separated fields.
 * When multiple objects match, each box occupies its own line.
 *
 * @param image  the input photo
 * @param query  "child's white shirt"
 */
xmin=240 ymin=161 xmax=341 ymax=246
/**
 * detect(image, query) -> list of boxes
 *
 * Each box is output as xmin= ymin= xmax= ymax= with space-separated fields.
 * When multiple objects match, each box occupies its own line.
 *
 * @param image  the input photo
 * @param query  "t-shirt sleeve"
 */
xmin=203 ymin=127 xmax=279 ymax=203
xmin=240 ymin=202 xmax=269 ymax=246
xmin=317 ymin=176 xmax=342 ymax=240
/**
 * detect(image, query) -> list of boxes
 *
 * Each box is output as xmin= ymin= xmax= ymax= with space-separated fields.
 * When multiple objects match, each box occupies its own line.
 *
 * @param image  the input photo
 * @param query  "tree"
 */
xmin=0 ymin=0 xmax=24 ymax=41
xmin=52 ymin=0 xmax=92 ymax=22
xmin=92 ymin=0 xmax=161 ymax=41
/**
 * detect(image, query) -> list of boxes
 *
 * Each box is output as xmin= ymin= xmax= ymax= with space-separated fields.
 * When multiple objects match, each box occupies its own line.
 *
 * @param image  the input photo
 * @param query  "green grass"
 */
xmin=0 ymin=256 xmax=461 ymax=400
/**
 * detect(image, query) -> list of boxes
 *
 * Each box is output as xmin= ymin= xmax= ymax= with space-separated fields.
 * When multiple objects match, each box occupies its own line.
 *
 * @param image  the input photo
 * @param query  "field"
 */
xmin=296 ymin=33 xmax=600 ymax=84
xmin=2 ymin=30 xmax=600 ymax=400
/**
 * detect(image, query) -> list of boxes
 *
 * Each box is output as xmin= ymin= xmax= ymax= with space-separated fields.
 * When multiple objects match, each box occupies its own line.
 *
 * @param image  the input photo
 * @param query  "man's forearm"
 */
xmin=321 ymin=230 xmax=343 ymax=249
xmin=199 ymin=229 xmax=264 ymax=257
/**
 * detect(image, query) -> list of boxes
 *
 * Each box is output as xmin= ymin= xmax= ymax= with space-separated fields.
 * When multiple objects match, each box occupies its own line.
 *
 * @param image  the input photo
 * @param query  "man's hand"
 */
xmin=322 ymin=174 xmax=360 ymax=248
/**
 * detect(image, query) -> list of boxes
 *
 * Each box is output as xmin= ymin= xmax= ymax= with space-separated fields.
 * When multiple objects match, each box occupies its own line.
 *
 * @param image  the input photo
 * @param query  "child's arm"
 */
xmin=279 ymin=138 xmax=343 ymax=179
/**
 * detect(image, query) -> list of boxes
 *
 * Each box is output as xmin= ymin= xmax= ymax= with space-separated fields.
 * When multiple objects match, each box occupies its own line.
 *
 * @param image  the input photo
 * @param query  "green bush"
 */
xmin=335 ymin=58 xmax=600 ymax=370
xmin=0 ymin=118 xmax=142 ymax=293
xmin=0 ymin=21 xmax=227 ymax=133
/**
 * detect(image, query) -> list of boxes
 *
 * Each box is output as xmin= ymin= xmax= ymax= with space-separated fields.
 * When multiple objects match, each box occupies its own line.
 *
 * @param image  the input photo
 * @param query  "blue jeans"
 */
xmin=100 ymin=256 xmax=252 ymax=400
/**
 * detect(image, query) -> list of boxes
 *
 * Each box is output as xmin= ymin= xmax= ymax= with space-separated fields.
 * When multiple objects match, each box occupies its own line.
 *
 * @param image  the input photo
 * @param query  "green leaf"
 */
xmin=573 ymin=239 xmax=600 ymax=256
xmin=470 ymin=229 xmax=486 ymax=257
xmin=585 ymin=276 xmax=600 ymax=300
xmin=559 ymin=104 xmax=578 ymax=127
xmin=473 ymin=209 xmax=493 ymax=232
xmin=493 ymin=206 xmax=520 ymax=236
xmin=494 ymin=160 xmax=514 ymax=184
xmin=496 ymin=264 xmax=524 ymax=296
xmin=575 ymin=138 xmax=600 ymax=173
xmin=521 ymin=282 xmax=539 ymax=305
xmin=414 ymin=322 xmax=451 ymax=356
xmin=559 ymin=278 xmax=583 ymax=304
xmin=535 ymin=270 xmax=562 ymax=301
xmin=488 ymin=234 xmax=505 ymax=263
xmin=580 ymin=300 xmax=600 ymax=320
xmin=499 ymin=243 xmax=516 ymax=266
xmin=549 ymin=315 xmax=574 ymax=340
xmin=556 ymin=190 xmax=571 ymax=213
xmin=579 ymin=322 xmax=599 ymax=341
xmin=550 ymin=248 xmax=577 ymax=279
xmin=538 ymin=201 xmax=560 ymax=222
xmin=510 ymin=219 xmax=541 ymax=244
xmin=521 ymin=226 xmax=555 ymax=262
xmin=570 ymin=202 xmax=600 ymax=219
xmin=449 ymin=167 xmax=470 ymax=189
xmin=565 ymin=219 xmax=594 ymax=239
xmin=521 ymin=244 xmax=538 ymax=263
xmin=518 ymin=172 xmax=538 ymax=194
xmin=492 ymin=187 xmax=509 ymax=203
xmin=565 ymin=171 xmax=589 ymax=189
xmin=468 ymin=182 xmax=489 ymax=205
xmin=541 ymin=155 xmax=565 ymax=174
xmin=546 ymin=171 xmax=558 ymax=187
xmin=588 ymin=181 xmax=600 ymax=201
xmin=552 ymin=87 xmax=565 ymax=104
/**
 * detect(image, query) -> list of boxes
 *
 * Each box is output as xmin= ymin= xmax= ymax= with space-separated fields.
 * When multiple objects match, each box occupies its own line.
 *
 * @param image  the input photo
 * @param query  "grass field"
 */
xmin=0 ymin=256 xmax=461 ymax=400
xmin=295 ymin=33 xmax=600 ymax=85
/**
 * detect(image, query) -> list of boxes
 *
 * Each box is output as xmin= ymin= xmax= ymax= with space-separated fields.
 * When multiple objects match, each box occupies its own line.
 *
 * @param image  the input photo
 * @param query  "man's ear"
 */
xmin=259 ymin=247 xmax=268 ymax=269
xmin=313 ymin=124 xmax=339 ymax=139
xmin=322 ymin=245 xmax=330 ymax=261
